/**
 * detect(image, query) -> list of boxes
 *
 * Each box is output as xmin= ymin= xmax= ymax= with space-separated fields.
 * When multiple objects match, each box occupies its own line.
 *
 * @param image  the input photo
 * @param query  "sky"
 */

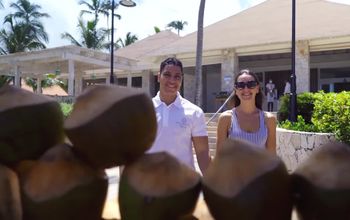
xmin=0 ymin=0 xmax=349 ymax=48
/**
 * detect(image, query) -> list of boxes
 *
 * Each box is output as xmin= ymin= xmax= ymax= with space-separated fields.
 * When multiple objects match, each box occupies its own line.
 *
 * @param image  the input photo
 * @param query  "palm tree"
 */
xmin=79 ymin=0 xmax=121 ymax=30
xmin=166 ymin=20 xmax=188 ymax=36
xmin=6 ymin=0 xmax=49 ymax=44
xmin=116 ymin=32 xmax=138 ymax=48
xmin=194 ymin=0 xmax=205 ymax=106
xmin=61 ymin=17 xmax=109 ymax=49
xmin=0 ymin=0 xmax=4 ymax=8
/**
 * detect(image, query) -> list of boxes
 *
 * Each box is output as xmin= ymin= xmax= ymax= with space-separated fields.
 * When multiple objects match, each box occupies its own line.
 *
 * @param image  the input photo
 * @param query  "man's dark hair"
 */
xmin=160 ymin=57 xmax=183 ymax=73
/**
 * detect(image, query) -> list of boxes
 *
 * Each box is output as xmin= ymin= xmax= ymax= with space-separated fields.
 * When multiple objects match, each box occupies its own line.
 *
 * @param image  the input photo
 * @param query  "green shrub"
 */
xmin=278 ymin=92 xmax=315 ymax=123
xmin=279 ymin=115 xmax=318 ymax=132
xmin=60 ymin=102 xmax=73 ymax=118
xmin=312 ymin=91 xmax=350 ymax=144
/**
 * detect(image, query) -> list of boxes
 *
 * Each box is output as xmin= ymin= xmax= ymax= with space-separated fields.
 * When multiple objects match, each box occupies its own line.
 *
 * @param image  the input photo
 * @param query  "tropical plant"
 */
xmin=24 ymin=73 xmax=65 ymax=92
xmin=6 ymin=0 xmax=49 ymax=44
xmin=116 ymin=32 xmax=138 ymax=48
xmin=0 ymin=0 xmax=49 ymax=53
xmin=194 ymin=1 xmax=205 ymax=106
xmin=61 ymin=17 xmax=109 ymax=49
xmin=60 ymin=102 xmax=73 ymax=118
xmin=166 ymin=20 xmax=188 ymax=36
xmin=154 ymin=26 xmax=161 ymax=33
xmin=0 ymin=0 xmax=3 ymax=8
xmin=79 ymin=0 xmax=121 ymax=27
xmin=0 ymin=76 xmax=13 ymax=88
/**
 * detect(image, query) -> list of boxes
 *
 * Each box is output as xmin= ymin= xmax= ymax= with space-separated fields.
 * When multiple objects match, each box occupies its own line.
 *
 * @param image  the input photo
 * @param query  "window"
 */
xmin=117 ymin=78 xmax=127 ymax=86
xmin=132 ymin=76 xmax=142 ymax=88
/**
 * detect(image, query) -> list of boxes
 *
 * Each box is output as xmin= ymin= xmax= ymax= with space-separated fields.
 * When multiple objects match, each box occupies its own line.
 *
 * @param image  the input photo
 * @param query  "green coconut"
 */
xmin=119 ymin=152 xmax=201 ymax=220
xmin=202 ymin=139 xmax=292 ymax=220
xmin=64 ymin=85 xmax=157 ymax=169
xmin=15 ymin=143 xmax=108 ymax=220
xmin=292 ymin=142 xmax=350 ymax=220
xmin=0 ymin=163 xmax=22 ymax=220
xmin=0 ymin=85 xmax=64 ymax=166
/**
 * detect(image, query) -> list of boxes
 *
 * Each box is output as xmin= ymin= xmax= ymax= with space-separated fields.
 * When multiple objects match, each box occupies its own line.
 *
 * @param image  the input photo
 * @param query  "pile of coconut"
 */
xmin=1 ymin=84 xmax=350 ymax=220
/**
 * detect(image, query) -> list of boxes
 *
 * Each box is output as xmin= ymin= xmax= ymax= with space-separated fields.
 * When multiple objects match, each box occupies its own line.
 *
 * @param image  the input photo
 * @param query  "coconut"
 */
xmin=202 ymin=139 xmax=292 ymax=220
xmin=119 ymin=152 xmax=201 ymax=220
xmin=0 ymin=85 xmax=64 ymax=166
xmin=64 ymin=85 xmax=157 ymax=169
xmin=292 ymin=142 xmax=350 ymax=220
xmin=0 ymin=164 xmax=22 ymax=220
xmin=15 ymin=143 xmax=108 ymax=220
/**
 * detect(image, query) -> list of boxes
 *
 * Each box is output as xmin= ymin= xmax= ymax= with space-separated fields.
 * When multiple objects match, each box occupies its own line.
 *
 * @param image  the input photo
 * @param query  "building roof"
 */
xmin=0 ymin=45 xmax=136 ymax=79
xmin=147 ymin=0 xmax=350 ymax=56
xmin=115 ymin=30 xmax=181 ymax=60
xmin=115 ymin=30 xmax=181 ymax=71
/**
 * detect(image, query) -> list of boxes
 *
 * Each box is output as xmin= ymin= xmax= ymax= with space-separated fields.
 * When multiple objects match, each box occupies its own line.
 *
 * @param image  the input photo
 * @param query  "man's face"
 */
xmin=158 ymin=64 xmax=183 ymax=96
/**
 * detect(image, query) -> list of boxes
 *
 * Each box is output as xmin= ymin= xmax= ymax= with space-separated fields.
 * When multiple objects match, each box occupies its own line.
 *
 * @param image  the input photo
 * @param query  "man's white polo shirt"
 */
xmin=148 ymin=92 xmax=208 ymax=169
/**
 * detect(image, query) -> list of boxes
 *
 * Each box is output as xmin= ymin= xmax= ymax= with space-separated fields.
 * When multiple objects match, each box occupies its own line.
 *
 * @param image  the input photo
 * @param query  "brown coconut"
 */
xmin=0 ymin=85 xmax=64 ymax=166
xmin=202 ymin=139 xmax=292 ymax=220
xmin=292 ymin=142 xmax=350 ymax=220
xmin=15 ymin=143 xmax=108 ymax=220
xmin=119 ymin=152 xmax=201 ymax=220
xmin=64 ymin=85 xmax=157 ymax=169
xmin=0 ymin=164 xmax=22 ymax=220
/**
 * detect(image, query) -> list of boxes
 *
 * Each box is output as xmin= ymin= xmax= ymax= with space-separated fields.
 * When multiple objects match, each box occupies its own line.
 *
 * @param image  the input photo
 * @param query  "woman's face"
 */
xmin=235 ymin=73 xmax=259 ymax=102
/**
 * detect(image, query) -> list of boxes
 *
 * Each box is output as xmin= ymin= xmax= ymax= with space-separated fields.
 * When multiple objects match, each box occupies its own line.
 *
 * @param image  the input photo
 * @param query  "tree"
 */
xmin=194 ymin=0 xmax=205 ymax=106
xmin=6 ymin=0 xmax=49 ymax=44
xmin=79 ymin=0 xmax=121 ymax=31
xmin=116 ymin=32 xmax=138 ymax=48
xmin=0 ymin=0 xmax=51 ymax=90
xmin=61 ymin=17 xmax=109 ymax=49
xmin=166 ymin=20 xmax=188 ymax=36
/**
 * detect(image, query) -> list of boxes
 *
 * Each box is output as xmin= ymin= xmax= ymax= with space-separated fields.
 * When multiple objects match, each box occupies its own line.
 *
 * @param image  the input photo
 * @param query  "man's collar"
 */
xmin=153 ymin=92 xmax=182 ymax=108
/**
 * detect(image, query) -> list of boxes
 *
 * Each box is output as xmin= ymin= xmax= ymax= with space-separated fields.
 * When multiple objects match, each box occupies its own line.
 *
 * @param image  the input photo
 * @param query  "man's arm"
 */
xmin=192 ymin=136 xmax=211 ymax=174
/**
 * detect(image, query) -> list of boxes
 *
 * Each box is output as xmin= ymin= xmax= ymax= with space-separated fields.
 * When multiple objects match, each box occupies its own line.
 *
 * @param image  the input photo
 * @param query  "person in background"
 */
xmin=147 ymin=57 xmax=211 ymax=174
xmin=284 ymin=80 xmax=291 ymax=95
xmin=266 ymin=79 xmax=275 ymax=112
xmin=216 ymin=69 xmax=276 ymax=154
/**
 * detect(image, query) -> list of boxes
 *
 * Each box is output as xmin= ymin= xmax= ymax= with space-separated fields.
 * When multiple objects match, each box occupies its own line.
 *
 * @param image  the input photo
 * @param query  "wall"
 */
xmin=276 ymin=128 xmax=336 ymax=172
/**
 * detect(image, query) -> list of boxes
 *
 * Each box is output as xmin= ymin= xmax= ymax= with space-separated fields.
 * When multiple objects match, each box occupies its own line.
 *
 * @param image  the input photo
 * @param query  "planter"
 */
xmin=276 ymin=128 xmax=336 ymax=172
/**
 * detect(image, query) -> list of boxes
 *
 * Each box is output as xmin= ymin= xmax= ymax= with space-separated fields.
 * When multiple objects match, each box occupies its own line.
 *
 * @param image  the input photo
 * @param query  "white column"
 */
xmin=105 ymin=77 xmax=110 ymax=85
xmin=295 ymin=40 xmax=310 ymax=93
xmin=221 ymin=50 xmax=238 ymax=92
xmin=68 ymin=59 xmax=75 ymax=96
xmin=14 ymin=65 xmax=20 ymax=87
xmin=142 ymin=71 xmax=151 ymax=95
xmin=74 ymin=73 xmax=83 ymax=96
xmin=36 ymin=77 xmax=42 ymax=94
xmin=127 ymin=72 xmax=132 ymax=87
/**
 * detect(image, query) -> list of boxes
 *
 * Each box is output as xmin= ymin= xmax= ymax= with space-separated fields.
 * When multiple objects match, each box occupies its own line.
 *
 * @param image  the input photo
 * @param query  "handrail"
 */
xmin=206 ymin=92 xmax=235 ymax=125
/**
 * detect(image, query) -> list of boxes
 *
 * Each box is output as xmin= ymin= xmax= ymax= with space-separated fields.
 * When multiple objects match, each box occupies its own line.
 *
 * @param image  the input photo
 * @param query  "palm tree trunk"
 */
xmin=194 ymin=0 xmax=205 ymax=107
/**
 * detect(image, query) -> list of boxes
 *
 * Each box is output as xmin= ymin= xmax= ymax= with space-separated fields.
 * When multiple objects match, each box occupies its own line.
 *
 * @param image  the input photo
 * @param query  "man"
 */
xmin=148 ymin=57 xmax=211 ymax=174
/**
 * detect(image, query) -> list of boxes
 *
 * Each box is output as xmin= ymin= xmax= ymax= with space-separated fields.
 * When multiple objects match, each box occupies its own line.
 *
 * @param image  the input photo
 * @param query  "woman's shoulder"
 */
xmin=218 ymin=110 xmax=232 ymax=122
xmin=262 ymin=111 xmax=277 ymax=124
xmin=220 ymin=110 xmax=233 ymax=118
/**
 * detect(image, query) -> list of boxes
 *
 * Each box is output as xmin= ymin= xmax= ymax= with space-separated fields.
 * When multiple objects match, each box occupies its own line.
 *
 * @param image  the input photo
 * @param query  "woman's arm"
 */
xmin=216 ymin=111 xmax=232 ymax=154
xmin=265 ymin=112 xmax=277 ymax=155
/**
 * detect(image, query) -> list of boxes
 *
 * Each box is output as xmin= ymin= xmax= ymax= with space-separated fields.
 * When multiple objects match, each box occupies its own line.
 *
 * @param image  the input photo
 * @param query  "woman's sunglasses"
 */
xmin=235 ymin=81 xmax=258 ymax=90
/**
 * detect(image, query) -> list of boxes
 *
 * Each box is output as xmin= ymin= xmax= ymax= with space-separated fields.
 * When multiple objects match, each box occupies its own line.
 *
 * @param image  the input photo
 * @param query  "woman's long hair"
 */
xmin=232 ymin=69 xmax=264 ymax=110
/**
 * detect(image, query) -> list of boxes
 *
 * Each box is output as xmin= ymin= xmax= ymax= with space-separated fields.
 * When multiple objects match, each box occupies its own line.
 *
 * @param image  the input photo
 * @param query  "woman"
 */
xmin=216 ymin=69 xmax=276 ymax=154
